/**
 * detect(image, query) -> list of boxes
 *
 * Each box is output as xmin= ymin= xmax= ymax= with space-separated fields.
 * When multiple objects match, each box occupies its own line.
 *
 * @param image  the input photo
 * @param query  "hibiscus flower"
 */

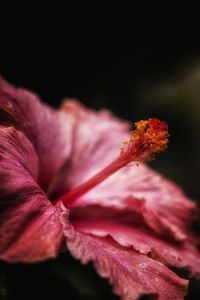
xmin=0 ymin=77 xmax=199 ymax=300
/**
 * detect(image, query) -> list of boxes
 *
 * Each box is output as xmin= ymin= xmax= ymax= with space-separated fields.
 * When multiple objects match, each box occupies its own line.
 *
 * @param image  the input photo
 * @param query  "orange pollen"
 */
xmin=120 ymin=118 xmax=169 ymax=162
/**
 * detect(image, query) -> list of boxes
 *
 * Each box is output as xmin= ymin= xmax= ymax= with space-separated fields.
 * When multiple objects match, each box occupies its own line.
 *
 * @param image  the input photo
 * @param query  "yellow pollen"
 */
xmin=120 ymin=118 xmax=169 ymax=162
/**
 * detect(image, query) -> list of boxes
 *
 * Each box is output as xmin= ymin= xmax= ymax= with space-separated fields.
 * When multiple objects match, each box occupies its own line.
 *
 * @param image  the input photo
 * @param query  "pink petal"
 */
xmin=0 ymin=77 xmax=71 ymax=189
xmin=0 ymin=126 xmax=64 ymax=262
xmin=61 ymin=207 xmax=188 ymax=300
xmin=59 ymin=101 xmax=197 ymax=241
xmin=48 ymin=100 xmax=129 ymax=198
xmin=72 ymin=166 xmax=196 ymax=241
xmin=70 ymin=205 xmax=200 ymax=278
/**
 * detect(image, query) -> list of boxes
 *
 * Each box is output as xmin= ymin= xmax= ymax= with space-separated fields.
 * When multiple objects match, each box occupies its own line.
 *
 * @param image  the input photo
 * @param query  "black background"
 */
xmin=1 ymin=5 xmax=200 ymax=300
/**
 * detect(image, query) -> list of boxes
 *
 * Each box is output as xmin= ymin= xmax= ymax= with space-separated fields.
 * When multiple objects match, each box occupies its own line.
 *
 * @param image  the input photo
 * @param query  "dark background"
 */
xmin=0 ymin=5 xmax=200 ymax=300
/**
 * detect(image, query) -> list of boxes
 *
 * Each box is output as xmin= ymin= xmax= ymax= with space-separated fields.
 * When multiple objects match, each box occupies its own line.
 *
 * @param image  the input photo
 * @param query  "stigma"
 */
xmin=54 ymin=118 xmax=169 ymax=207
xmin=120 ymin=118 xmax=169 ymax=163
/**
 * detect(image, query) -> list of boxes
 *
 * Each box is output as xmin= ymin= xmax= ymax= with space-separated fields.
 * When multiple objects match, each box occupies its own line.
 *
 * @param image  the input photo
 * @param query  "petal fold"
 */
xmin=61 ymin=207 xmax=188 ymax=300
xmin=0 ymin=77 xmax=71 ymax=189
xmin=0 ymin=126 xmax=63 ymax=262
xmin=70 ymin=205 xmax=200 ymax=278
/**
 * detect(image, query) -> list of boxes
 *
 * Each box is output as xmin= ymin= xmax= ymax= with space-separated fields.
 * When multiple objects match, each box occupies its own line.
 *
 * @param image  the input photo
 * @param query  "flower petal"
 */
xmin=0 ymin=77 xmax=71 ymax=189
xmin=48 ymin=100 xmax=129 ymax=198
xmin=0 ymin=126 xmax=64 ymax=262
xmin=61 ymin=207 xmax=188 ymax=300
xmin=70 ymin=205 xmax=200 ymax=278
xmin=72 ymin=166 xmax=196 ymax=241
xmin=59 ymin=101 xmax=197 ymax=241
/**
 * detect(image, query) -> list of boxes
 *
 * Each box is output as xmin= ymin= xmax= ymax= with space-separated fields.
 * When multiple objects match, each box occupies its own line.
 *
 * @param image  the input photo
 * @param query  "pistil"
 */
xmin=54 ymin=118 xmax=169 ymax=207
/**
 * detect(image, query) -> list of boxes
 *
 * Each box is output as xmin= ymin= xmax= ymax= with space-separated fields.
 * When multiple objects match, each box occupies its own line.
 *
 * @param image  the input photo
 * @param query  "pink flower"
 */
xmin=0 ymin=77 xmax=199 ymax=300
